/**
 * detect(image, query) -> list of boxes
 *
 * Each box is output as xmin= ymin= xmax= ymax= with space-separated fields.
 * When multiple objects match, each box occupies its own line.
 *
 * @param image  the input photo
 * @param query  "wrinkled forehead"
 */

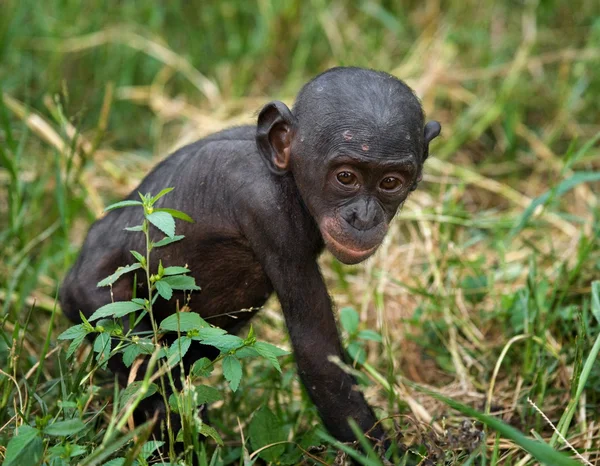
xmin=298 ymin=110 xmax=424 ymax=160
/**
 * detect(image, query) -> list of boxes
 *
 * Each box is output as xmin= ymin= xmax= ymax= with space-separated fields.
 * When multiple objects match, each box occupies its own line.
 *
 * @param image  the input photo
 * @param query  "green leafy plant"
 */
xmin=10 ymin=189 xmax=290 ymax=464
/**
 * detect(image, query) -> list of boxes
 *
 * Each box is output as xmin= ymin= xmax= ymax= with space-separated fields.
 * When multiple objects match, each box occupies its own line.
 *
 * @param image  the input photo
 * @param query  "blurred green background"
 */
xmin=1 ymin=0 xmax=600 ymax=464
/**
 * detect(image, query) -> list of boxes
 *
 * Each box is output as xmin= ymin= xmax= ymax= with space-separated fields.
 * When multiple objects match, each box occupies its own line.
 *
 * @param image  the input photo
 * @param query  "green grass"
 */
xmin=1 ymin=0 xmax=600 ymax=464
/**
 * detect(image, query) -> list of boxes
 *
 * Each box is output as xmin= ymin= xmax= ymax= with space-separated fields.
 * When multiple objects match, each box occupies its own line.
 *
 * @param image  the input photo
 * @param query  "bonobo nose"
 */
xmin=343 ymin=205 xmax=377 ymax=231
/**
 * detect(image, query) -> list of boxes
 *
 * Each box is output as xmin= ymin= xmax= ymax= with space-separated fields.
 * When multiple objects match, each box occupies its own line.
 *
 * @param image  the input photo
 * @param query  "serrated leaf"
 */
xmin=154 ymin=235 xmax=184 ymax=247
xmin=58 ymin=324 xmax=87 ymax=341
xmin=155 ymin=208 xmax=194 ymax=223
xmin=191 ymin=358 xmax=214 ymax=377
xmin=235 ymin=346 xmax=260 ymax=359
xmin=4 ymin=425 xmax=43 ymax=466
xmin=97 ymin=263 xmax=142 ymax=287
xmin=194 ymin=327 xmax=227 ymax=339
xmin=67 ymin=333 xmax=87 ymax=359
xmin=166 ymin=337 xmax=191 ymax=365
xmin=140 ymin=440 xmax=164 ymax=460
xmin=122 ymin=344 xmax=142 ymax=368
xmin=201 ymin=334 xmax=244 ymax=352
xmin=254 ymin=341 xmax=289 ymax=357
xmin=89 ymin=301 xmax=144 ymax=321
xmin=194 ymin=385 xmax=223 ymax=404
xmin=248 ymin=407 xmax=286 ymax=462
xmin=222 ymin=355 xmax=242 ymax=391
xmin=340 ymin=307 xmax=359 ymax=335
xmin=151 ymin=187 xmax=174 ymax=203
xmin=357 ymin=329 xmax=383 ymax=342
xmin=162 ymin=274 xmax=200 ymax=291
xmin=104 ymin=200 xmax=143 ymax=212
xmin=44 ymin=419 xmax=86 ymax=436
xmin=146 ymin=211 xmax=175 ymax=237
xmin=119 ymin=381 xmax=158 ymax=407
xmin=155 ymin=280 xmax=173 ymax=300
xmin=162 ymin=266 xmax=190 ymax=276
xmin=160 ymin=312 xmax=207 ymax=332
xmin=254 ymin=342 xmax=289 ymax=373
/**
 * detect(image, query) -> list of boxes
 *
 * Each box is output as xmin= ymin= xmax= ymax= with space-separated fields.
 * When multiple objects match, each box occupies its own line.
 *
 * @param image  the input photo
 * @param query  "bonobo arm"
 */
xmin=239 ymin=188 xmax=383 ymax=441
xmin=272 ymin=258 xmax=384 ymax=442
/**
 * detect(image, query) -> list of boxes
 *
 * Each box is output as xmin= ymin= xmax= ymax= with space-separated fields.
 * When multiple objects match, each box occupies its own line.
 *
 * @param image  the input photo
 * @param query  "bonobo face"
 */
xmin=256 ymin=67 xmax=441 ymax=264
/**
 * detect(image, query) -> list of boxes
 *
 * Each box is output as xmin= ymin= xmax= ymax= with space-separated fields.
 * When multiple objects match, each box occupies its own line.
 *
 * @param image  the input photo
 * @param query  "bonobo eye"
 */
xmin=336 ymin=171 xmax=357 ymax=186
xmin=380 ymin=176 xmax=403 ymax=191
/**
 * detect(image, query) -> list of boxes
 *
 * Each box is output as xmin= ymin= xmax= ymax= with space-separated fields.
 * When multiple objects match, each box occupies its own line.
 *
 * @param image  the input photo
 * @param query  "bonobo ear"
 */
xmin=256 ymin=101 xmax=297 ymax=175
xmin=422 ymin=120 xmax=441 ymax=161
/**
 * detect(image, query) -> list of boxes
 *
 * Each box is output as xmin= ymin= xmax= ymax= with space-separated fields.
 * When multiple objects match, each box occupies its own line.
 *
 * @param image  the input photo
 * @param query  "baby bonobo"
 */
xmin=61 ymin=67 xmax=441 ymax=449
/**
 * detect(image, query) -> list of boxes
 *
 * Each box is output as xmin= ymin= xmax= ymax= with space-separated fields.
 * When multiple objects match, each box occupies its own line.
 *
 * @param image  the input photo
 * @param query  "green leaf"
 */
xmin=199 ymin=423 xmax=224 ymax=446
xmin=248 ymin=406 xmax=287 ymax=462
xmin=201 ymin=334 xmax=244 ymax=352
xmin=88 ymin=301 xmax=144 ymax=321
xmin=66 ymin=333 xmax=87 ymax=359
xmin=122 ymin=344 xmax=142 ymax=368
xmin=155 ymin=208 xmax=194 ymax=223
xmin=57 ymin=324 xmax=87 ymax=341
xmin=44 ymin=418 xmax=86 ymax=436
xmin=254 ymin=342 xmax=289 ymax=373
xmin=191 ymin=358 xmax=214 ymax=378
xmin=104 ymin=200 xmax=143 ymax=212
xmin=340 ymin=307 xmax=359 ymax=334
xmin=357 ymin=329 xmax=383 ymax=342
xmin=155 ymin=280 xmax=173 ymax=300
xmin=194 ymin=384 xmax=223 ymax=404
xmin=146 ymin=211 xmax=175 ymax=237
xmin=222 ymin=355 xmax=242 ymax=391
xmin=194 ymin=327 xmax=227 ymax=339
xmin=160 ymin=312 xmax=207 ymax=332
xmin=166 ymin=337 xmax=191 ymax=365
xmin=140 ymin=440 xmax=164 ymax=460
xmin=150 ymin=187 xmax=174 ymax=203
xmin=347 ymin=342 xmax=366 ymax=365
xmin=119 ymin=381 xmax=158 ymax=407
xmin=124 ymin=225 xmax=144 ymax=232
xmin=130 ymin=250 xmax=145 ymax=263
xmin=97 ymin=263 xmax=142 ymax=287
xmin=162 ymin=266 xmax=191 ymax=276
xmin=162 ymin=274 xmax=200 ymax=291
xmin=154 ymin=235 xmax=184 ymax=247
xmin=4 ymin=425 xmax=43 ymax=466
xmin=102 ymin=458 xmax=126 ymax=466
xmin=93 ymin=333 xmax=111 ymax=366
xmin=235 ymin=346 xmax=260 ymax=359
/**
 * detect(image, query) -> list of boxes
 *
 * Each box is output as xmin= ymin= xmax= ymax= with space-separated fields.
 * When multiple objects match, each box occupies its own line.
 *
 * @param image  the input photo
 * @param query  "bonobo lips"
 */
xmin=320 ymin=218 xmax=383 ymax=265
xmin=321 ymin=229 xmax=379 ymax=264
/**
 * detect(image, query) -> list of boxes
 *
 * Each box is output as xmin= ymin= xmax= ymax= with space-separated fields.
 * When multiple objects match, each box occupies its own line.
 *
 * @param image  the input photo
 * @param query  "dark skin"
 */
xmin=60 ymin=67 xmax=441 ymax=448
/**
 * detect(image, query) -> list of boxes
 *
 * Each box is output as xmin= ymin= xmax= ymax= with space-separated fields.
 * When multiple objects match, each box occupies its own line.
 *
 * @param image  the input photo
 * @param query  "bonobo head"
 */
xmin=257 ymin=67 xmax=441 ymax=264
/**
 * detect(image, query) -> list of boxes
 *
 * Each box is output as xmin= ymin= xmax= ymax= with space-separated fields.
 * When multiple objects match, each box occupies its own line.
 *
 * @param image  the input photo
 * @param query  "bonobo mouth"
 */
xmin=320 ymin=227 xmax=380 ymax=265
